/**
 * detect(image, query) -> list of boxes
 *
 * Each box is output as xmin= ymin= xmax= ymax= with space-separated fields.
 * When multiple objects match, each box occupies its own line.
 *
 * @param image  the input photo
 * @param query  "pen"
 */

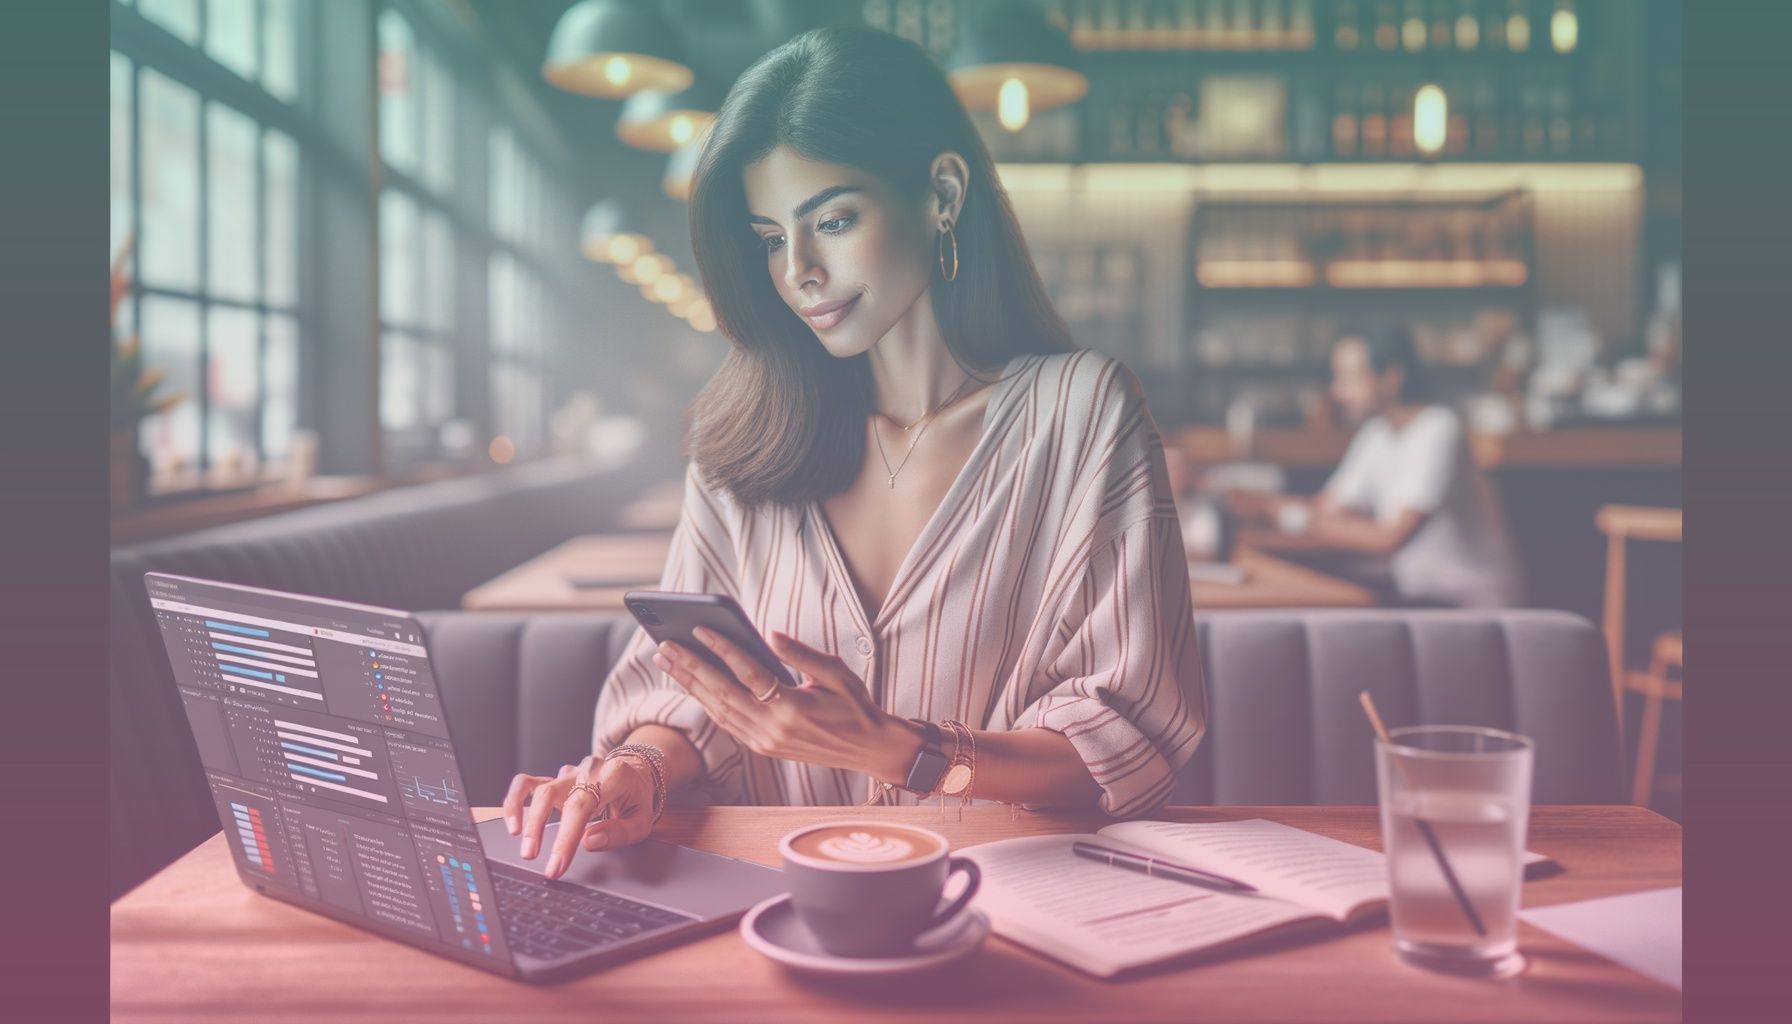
xmin=1071 ymin=841 xmax=1259 ymax=894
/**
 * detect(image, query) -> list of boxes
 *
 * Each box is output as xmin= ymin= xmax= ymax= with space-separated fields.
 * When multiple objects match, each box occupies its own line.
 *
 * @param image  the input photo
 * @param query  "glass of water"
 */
xmin=1375 ymin=725 xmax=1534 ymax=979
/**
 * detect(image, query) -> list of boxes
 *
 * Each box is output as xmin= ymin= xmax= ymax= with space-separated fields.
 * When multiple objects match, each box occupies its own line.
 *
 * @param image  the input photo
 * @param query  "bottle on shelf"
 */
xmin=1402 ymin=0 xmax=1428 ymax=52
xmin=1520 ymin=82 xmax=1545 ymax=155
xmin=1168 ymin=90 xmax=1197 ymax=157
xmin=1473 ymin=80 xmax=1499 ymax=155
xmin=1263 ymin=0 xmax=1288 ymax=49
xmin=1202 ymin=0 xmax=1228 ymax=47
xmin=1501 ymin=82 xmax=1524 ymax=155
xmin=1505 ymin=0 xmax=1531 ymax=52
xmin=1136 ymin=90 xmax=1165 ymax=157
xmin=1360 ymin=83 xmax=1388 ymax=155
xmin=1292 ymin=82 xmax=1329 ymax=159
xmin=1429 ymin=0 xmax=1453 ymax=49
xmin=1335 ymin=0 xmax=1361 ymax=50
xmin=1483 ymin=1 xmax=1506 ymax=50
xmin=1548 ymin=82 xmax=1573 ymax=155
xmin=1374 ymin=0 xmax=1399 ymax=50
xmin=1454 ymin=0 xmax=1479 ymax=50
xmin=1445 ymin=83 xmax=1470 ymax=155
xmin=1106 ymin=94 xmax=1134 ymax=158
xmin=1390 ymin=83 xmax=1415 ymax=156
xmin=1290 ymin=0 xmax=1317 ymax=48
xmin=1125 ymin=0 xmax=1150 ymax=48
xmin=1230 ymin=0 xmax=1257 ymax=49
xmin=1332 ymin=83 xmax=1359 ymax=156
xmin=1068 ymin=0 xmax=1097 ymax=45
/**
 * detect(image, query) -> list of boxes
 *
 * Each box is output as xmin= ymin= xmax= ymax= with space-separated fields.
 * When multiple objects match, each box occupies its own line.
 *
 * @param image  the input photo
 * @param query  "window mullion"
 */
xmin=197 ymin=95 xmax=211 ymax=477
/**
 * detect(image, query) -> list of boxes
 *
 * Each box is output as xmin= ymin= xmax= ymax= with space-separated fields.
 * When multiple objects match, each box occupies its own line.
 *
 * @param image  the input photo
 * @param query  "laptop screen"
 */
xmin=144 ymin=572 xmax=517 ymax=974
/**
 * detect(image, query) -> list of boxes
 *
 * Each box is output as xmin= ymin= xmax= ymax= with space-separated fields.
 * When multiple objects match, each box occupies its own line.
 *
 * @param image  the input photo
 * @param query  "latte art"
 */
xmin=788 ymin=823 xmax=943 ymax=865
xmin=816 ymin=830 xmax=916 ymax=863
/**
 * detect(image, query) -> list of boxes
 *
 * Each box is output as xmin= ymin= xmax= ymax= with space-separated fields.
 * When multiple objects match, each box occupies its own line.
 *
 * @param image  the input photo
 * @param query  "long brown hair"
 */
xmin=684 ymin=26 xmax=1074 ymax=511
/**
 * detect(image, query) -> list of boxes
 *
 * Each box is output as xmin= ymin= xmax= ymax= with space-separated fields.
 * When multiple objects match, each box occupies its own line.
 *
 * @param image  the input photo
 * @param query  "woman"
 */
xmin=505 ymin=27 xmax=1207 ymax=880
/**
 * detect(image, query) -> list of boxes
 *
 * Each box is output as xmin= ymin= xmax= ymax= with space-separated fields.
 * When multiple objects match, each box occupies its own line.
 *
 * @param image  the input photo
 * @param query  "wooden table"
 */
xmin=1193 ymin=547 xmax=1376 ymax=608
xmin=463 ymin=534 xmax=1374 ymax=613
xmin=112 ymin=804 xmax=1679 ymax=1023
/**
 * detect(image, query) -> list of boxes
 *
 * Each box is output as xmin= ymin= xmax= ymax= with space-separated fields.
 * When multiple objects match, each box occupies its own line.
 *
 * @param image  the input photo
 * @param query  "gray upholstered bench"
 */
xmin=112 ymin=605 xmax=1622 ymax=898
xmin=412 ymin=608 xmax=1623 ymax=810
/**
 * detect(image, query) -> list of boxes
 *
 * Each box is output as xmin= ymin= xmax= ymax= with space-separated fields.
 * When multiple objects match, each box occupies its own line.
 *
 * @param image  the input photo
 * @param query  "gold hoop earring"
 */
xmin=937 ymin=221 xmax=959 ymax=282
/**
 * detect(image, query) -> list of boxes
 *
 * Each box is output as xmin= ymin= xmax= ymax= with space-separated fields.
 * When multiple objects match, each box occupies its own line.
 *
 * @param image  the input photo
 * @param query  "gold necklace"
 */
xmin=871 ymin=374 xmax=979 ymax=488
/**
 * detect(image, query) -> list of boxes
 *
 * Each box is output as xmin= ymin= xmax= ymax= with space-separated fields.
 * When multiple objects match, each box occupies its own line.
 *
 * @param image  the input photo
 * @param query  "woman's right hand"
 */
xmin=501 ymin=753 xmax=658 ymax=879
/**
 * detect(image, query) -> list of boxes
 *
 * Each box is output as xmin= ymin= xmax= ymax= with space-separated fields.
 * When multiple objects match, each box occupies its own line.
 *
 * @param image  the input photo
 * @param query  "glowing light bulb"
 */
xmin=1414 ymin=84 xmax=1447 ymax=155
xmin=632 ymin=254 xmax=665 ymax=283
xmin=1455 ymin=14 xmax=1479 ymax=49
xmin=669 ymin=114 xmax=694 ymax=146
xmin=603 ymin=57 xmax=630 ymax=88
xmin=603 ymin=235 xmax=645 ymax=264
xmin=1402 ymin=17 xmax=1426 ymax=51
xmin=1550 ymin=5 xmax=1578 ymax=53
xmin=997 ymin=78 xmax=1031 ymax=133
xmin=1506 ymin=12 xmax=1530 ymax=51
xmin=651 ymin=274 xmax=685 ymax=303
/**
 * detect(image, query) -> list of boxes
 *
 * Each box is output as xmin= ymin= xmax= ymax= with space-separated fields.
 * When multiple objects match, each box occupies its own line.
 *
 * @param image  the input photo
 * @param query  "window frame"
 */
xmin=113 ymin=0 xmax=320 ymax=496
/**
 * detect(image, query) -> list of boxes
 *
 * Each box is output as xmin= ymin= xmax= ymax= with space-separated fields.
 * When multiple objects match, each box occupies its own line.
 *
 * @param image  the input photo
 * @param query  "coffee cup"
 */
xmin=778 ymin=820 xmax=982 ymax=958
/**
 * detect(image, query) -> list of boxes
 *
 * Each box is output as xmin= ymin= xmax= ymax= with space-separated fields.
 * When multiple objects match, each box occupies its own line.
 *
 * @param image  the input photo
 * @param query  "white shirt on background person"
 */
xmin=1322 ymin=405 xmax=1524 ymax=608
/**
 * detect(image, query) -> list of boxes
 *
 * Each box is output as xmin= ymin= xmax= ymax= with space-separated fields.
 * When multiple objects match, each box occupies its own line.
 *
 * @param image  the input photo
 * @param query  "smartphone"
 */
xmin=623 ymin=590 xmax=799 ymax=688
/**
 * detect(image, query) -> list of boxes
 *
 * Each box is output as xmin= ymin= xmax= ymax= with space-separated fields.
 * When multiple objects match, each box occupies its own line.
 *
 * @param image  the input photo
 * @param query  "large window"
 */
xmin=485 ymin=127 xmax=562 ymax=459
xmin=377 ymin=8 xmax=460 ymax=467
xmin=115 ymin=0 xmax=306 ymax=491
xmin=115 ymin=0 xmax=590 ymax=506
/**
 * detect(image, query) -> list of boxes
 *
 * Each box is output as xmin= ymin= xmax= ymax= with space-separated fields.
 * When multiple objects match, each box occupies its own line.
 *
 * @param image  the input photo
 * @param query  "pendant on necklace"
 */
xmin=887 ymin=474 xmax=897 ymax=488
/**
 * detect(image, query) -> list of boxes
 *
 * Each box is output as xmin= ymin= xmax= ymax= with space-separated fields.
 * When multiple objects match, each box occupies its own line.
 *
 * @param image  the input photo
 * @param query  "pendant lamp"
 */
xmin=580 ymin=200 xmax=654 ymax=265
xmin=543 ymin=0 xmax=693 ymax=99
xmin=616 ymin=77 xmax=721 ymax=152
xmin=945 ymin=0 xmax=1087 ymax=131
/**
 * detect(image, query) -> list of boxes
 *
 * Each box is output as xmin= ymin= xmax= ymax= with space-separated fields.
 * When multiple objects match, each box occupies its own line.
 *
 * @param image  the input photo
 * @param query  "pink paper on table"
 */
xmin=1519 ymin=886 xmax=1682 ymax=990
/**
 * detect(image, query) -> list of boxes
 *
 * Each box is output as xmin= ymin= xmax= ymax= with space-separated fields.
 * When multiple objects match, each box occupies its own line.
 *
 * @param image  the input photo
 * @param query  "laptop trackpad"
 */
xmin=475 ymin=816 xmax=787 ymax=921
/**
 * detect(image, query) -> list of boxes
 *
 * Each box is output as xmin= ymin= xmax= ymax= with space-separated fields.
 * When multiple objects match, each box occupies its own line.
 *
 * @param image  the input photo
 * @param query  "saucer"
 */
xmin=739 ymin=893 xmax=989 ymax=977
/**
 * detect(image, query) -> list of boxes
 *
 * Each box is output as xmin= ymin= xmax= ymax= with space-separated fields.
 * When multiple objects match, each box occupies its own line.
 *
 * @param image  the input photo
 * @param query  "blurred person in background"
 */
xmin=1233 ymin=325 xmax=1524 ymax=609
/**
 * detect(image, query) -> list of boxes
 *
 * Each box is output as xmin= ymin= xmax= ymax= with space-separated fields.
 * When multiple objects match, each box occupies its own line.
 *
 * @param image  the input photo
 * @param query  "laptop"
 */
xmin=142 ymin=572 xmax=789 ymax=983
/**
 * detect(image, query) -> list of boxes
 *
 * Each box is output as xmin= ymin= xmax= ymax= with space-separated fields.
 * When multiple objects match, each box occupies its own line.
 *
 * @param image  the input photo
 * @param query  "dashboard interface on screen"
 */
xmin=145 ymin=573 xmax=514 ymax=972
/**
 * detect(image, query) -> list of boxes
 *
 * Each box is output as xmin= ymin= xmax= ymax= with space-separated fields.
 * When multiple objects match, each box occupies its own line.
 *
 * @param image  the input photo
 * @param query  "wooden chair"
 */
xmin=1596 ymin=505 xmax=1683 ymax=807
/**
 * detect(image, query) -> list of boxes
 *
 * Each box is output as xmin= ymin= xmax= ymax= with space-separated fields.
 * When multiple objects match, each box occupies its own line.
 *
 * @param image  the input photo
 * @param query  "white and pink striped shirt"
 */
xmin=594 ymin=349 xmax=1208 ymax=818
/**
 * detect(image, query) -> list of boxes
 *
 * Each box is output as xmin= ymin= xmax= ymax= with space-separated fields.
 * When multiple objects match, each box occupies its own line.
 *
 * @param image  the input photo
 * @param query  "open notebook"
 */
xmin=957 ymin=818 xmax=1555 ymax=979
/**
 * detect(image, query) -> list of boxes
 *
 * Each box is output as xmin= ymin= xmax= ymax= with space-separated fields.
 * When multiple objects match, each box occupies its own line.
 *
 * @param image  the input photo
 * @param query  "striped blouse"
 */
xmin=593 ymin=349 xmax=1208 ymax=818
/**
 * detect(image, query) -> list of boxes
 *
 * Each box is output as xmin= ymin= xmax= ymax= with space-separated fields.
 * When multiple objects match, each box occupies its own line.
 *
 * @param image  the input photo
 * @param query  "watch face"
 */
xmin=941 ymin=763 xmax=972 ymax=795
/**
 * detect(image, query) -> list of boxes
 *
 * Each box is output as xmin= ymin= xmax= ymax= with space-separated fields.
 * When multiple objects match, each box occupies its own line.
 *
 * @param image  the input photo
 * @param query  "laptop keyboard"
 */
xmin=491 ymin=869 xmax=698 ymax=960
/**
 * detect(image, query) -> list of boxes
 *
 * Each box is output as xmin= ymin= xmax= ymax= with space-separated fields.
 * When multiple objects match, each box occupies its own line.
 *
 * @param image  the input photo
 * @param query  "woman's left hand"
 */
xmin=651 ymin=627 xmax=897 ymax=774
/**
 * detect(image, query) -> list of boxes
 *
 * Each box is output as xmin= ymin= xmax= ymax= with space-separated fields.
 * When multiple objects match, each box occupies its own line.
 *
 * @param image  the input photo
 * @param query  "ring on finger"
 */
xmin=752 ymin=680 xmax=782 ymax=703
xmin=571 ymin=780 xmax=602 ymax=805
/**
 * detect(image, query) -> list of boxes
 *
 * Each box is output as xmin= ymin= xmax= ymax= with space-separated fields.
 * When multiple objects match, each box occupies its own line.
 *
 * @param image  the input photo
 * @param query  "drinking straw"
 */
xmin=1359 ymin=691 xmax=1488 ymax=938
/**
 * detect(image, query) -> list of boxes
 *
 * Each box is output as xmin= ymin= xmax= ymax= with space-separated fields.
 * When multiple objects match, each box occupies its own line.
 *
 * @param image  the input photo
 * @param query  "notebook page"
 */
xmin=959 ymin=833 xmax=1321 ymax=977
xmin=1099 ymin=819 xmax=1389 ymax=921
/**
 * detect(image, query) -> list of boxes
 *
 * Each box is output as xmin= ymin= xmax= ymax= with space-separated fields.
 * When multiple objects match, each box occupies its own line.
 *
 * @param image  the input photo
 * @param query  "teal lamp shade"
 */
xmin=543 ymin=0 xmax=693 ymax=99
xmin=580 ymin=200 xmax=654 ymax=264
xmin=616 ymin=78 xmax=721 ymax=152
xmin=945 ymin=0 xmax=1087 ymax=115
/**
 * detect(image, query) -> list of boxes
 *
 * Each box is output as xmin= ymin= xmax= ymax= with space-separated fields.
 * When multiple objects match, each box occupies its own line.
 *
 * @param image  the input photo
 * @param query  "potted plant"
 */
xmin=111 ymin=235 xmax=183 ymax=512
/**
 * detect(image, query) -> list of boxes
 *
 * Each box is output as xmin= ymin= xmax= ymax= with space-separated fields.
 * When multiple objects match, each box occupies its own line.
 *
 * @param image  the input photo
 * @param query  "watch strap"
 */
xmin=901 ymin=718 xmax=950 ymax=794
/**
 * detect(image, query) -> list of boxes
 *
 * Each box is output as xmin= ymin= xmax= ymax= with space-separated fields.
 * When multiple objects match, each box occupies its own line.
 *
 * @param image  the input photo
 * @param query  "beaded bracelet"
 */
xmin=940 ymin=719 xmax=975 ymax=821
xmin=604 ymin=743 xmax=667 ymax=825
